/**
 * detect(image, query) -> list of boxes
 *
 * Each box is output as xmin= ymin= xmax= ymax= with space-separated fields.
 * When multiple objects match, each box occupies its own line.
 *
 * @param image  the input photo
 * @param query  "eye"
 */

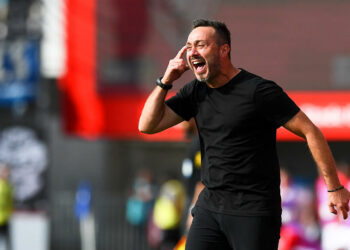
xmin=186 ymin=46 xmax=192 ymax=51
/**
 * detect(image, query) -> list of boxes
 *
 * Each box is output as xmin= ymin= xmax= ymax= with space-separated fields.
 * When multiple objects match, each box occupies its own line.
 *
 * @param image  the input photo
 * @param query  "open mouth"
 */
xmin=192 ymin=60 xmax=206 ymax=73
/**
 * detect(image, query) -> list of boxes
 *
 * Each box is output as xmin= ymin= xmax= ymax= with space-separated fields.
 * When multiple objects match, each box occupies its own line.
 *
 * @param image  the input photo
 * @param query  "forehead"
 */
xmin=187 ymin=26 xmax=217 ymax=44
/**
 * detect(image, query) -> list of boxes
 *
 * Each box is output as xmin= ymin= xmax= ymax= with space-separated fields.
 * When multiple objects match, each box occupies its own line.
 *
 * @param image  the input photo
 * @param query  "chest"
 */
xmin=195 ymin=89 xmax=258 ymax=132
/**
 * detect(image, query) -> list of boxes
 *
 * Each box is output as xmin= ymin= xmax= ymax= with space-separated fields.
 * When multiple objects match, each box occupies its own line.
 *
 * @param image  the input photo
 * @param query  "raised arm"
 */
xmin=139 ymin=46 xmax=189 ymax=134
xmin=283 ymin=110 xmax=350 ymax=219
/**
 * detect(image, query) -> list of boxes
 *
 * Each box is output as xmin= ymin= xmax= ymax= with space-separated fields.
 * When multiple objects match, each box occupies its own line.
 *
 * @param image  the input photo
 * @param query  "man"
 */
xmin=139 ymin=19 xmax=350 ymax=250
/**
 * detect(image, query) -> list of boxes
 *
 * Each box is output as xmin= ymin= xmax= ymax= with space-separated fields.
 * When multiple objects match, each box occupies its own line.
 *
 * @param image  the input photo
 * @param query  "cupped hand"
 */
xmin=162 ymin=46 xmax=189 ymax=85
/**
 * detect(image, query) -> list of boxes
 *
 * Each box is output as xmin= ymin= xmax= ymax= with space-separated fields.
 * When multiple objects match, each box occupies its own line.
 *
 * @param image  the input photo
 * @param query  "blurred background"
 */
xmin=0 ymin=0 xmax=350 ymax=249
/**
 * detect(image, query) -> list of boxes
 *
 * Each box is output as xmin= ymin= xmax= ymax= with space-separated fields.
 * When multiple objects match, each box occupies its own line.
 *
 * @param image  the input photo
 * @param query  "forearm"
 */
xmin=305 ymin=126 xmax=341 ymax=190
xmin=139 ymin=87 xmax=168 ymax=134
xmin=285 ymin=111 xmax=349 ymax=219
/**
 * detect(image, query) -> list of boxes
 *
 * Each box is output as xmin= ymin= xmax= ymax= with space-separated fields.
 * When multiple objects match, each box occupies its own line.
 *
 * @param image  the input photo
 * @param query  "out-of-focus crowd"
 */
xmin=125 ymin=161 xmax=350 ymax=250
xmin=279 ymin=161 xmax=350 ymax=250
xmin=125 ymin=120 xmax=350 ymax=250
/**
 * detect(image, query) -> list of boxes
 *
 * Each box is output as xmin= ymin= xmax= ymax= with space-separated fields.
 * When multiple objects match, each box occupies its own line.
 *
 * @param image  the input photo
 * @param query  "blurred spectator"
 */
xmin=181 ymin=119 xmax=201 ymax=199
xmin=0 ymin=162 xmax=13 ymax=250
xmin=126 ymin=169 xmax=158 ymax=250
xmin=316 ymin=161 xmax=350 ymax=250
xmin=279 ymin=168 xmax=321 ymax=250
xmin=180 ymin=119 xmax=204 ymax=230
xmin=126 ymin=169 xmax=156 ymax=227
xmin=175 ymin=119 xmax=204 ymax=250
xmin=280 ymin=168 xmax=299 ymax=225
xmin=148 ymin=179 xmax=185 ymax=250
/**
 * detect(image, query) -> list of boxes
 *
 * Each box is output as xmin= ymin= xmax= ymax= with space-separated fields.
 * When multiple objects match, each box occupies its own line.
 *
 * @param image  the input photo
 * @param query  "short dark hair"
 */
xmin=192 ymin=19 xmax=231 ymax=57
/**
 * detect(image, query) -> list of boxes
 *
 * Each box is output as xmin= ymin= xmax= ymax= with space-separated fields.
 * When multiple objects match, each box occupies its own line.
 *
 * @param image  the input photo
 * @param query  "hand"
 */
xmin=328 ymin=187 xmax=350 ymax=219
xmin=162 ymin=46 xmax=189 ymax=85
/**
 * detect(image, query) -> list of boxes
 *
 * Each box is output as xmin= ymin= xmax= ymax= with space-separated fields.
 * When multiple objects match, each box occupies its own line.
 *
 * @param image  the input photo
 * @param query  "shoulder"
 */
xmin=241 ymin=70 xmax=279 ymax=89
xmin=233 ymin=69 xmax=273 ymax=91
xmin=181 ymin=79 xmax=202 ymax=92
xmin=179 ymin=79 xmax=206 ymax=100
xmin=241 ymin=70 xmax=291 ymax=107
xmin=176 ymin=79 xmax=195 ymax=95
xmin=239 ymin=70 xmax=283 ymax=97
xmin=232 ymin=69 xmax=277 ymax=99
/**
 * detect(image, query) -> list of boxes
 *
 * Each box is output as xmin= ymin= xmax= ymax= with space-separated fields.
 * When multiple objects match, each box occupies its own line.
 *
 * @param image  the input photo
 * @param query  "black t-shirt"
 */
xmin=166 ymin=69 xmax=300 ymax=216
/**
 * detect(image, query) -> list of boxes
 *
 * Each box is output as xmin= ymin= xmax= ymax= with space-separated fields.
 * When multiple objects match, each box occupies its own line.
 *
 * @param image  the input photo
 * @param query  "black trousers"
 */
xmin=185 ymin=206 xmax=281 ymax=250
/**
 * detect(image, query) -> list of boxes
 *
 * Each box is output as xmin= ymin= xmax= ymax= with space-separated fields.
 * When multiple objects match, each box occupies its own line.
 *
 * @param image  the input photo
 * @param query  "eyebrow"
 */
xmin=186 ymin=40 xmax=206 ymax=46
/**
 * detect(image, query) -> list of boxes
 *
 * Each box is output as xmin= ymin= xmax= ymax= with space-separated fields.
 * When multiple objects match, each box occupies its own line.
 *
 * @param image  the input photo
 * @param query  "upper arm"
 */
xmin=255 ymin=81 xmax=300 ymax=128
xmin=283 ymin=110 xmax=319 ymax=139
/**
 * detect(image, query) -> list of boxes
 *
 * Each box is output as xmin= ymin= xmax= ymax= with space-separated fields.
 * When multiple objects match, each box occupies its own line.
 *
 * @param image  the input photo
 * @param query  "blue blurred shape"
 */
xmin=0 ymin=39 xmax=40 ymax=106
xmin=74 ymin=181 xmax=92 ymax=220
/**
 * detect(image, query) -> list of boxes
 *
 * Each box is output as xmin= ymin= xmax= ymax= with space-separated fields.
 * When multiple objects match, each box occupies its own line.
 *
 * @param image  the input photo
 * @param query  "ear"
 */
xmin=220 ymin=44 xmax=230 ymax=58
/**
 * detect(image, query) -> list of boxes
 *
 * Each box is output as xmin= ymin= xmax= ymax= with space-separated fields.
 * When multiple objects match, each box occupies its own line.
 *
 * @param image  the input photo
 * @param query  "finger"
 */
xmin=175 ymin=45 xmax=187 ymax=59
xmin=170 ymin=59 xmax=189 ymax=72
xmin=329 ymin=204 xmax=337 ymax=215
xmin=170 ymin=59 xmax=186 ymax=67
xmin=341 ymin=208 xmax=348 ymax=220
xmin=345 ymin=203 xmax=350 ymax=212
xmin=180 ymin=64 xmax=189 ymax=72
xmin=339 ymin=202 xmax=349 ymax=219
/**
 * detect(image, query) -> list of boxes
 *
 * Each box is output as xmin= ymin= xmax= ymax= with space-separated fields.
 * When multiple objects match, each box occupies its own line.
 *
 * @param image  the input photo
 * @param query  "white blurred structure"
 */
xmin=41 ymin=0 xmax=66 ymax=78
xmin=10 ymin=212 xmax=49 ymax=250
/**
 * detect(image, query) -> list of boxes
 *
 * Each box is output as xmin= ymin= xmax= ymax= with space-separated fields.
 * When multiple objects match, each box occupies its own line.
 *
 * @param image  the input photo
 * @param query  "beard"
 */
xmin=196 ymin=57 xmax=221 ymax=83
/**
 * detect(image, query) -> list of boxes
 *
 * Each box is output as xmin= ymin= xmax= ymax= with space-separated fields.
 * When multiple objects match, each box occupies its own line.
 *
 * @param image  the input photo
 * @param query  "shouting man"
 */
xmin=139 ymin=19 xmax=350 ymax=250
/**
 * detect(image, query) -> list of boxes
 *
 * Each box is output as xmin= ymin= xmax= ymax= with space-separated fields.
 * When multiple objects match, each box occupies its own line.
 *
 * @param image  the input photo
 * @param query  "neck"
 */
xmin=206 ymin=64 xmax=240 ymax=88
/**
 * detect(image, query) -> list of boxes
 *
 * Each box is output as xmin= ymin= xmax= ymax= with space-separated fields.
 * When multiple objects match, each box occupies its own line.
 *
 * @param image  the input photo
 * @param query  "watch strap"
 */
xmin=156 ymin=77 xmax=172 ymax=90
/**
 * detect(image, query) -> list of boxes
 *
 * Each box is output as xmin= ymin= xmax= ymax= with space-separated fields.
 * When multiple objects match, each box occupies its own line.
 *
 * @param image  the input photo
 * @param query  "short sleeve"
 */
xmin=254 ymin=81 xmax=300 ymax=127
xmin=165 ymin=81 xmax=197 ymax=121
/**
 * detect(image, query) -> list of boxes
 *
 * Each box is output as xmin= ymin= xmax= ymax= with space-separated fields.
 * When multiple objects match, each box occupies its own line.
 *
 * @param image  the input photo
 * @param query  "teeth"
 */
xmin=193 ymin=61 xmax=204 ymax=65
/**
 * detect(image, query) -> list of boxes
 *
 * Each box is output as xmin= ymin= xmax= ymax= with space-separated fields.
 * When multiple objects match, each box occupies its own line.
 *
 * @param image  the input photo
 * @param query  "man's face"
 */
xmin=186 ymin=26 xmax=221 ymax=82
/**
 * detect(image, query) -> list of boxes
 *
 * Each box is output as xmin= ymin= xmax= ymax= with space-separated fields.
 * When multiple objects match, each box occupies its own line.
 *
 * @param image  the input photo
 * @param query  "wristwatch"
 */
xmin=156 ymin=77 xmax=172 ymax=90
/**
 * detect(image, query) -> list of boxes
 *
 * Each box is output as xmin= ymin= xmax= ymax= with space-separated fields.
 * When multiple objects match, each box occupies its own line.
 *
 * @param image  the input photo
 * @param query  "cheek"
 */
xmin=186 ymin=57 xmax=193 ymax=69
xmin=207 ymin=52 xmax=219 ymax=64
